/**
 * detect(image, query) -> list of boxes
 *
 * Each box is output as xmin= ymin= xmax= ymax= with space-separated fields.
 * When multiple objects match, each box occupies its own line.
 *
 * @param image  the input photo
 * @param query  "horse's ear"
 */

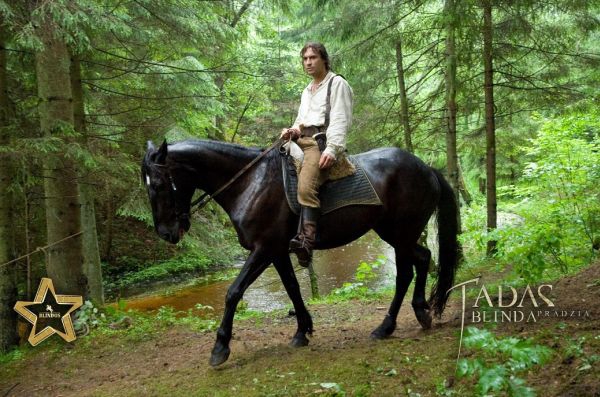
xmin=156 ymin=139 xmax=168 ymax=164
xmin=147 ymin=140 xmax=156 ymax=151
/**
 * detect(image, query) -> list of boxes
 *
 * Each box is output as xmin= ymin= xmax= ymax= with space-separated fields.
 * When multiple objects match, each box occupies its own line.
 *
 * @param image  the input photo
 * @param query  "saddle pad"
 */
xmin=282 ymin=154 xmax=383 ymax=215
xmin=282 ymin=140 xmax=356 ymax=180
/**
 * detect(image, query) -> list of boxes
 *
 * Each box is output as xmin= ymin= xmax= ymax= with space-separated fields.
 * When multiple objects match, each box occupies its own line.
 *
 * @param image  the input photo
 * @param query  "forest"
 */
xmin=0 ymin=0 xmax=598 ymax=396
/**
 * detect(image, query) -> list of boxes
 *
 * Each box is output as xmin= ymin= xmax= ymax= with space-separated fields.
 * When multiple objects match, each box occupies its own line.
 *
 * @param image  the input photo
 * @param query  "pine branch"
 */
xmin=231 ymin=0 xmax=254 ymax=28
xmin=496 ymin=41 xmax=599 ymax=61
xmin=88 ymin=48 xmax=268 ymax=78
xmin=84 ymin=81 xmax=218 ymax=100
xmin=335 ymin=0 xmax=426 ymax=56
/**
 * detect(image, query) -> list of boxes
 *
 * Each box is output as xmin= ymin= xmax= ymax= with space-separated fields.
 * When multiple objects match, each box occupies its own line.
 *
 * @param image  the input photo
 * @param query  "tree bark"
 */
xmin=0 ymin=26 xmax=18 ymax=353
xmin=395 ymin=38 xmax=412 ymax=152
xmin=103 ymin=187 xmax=114 ymax=261
xmin=71 ymin=54 xmax=104 ymax=304
xmin=482 ymin=0 xmax=497 ymax=255
xmin=35 ymin=16 xmax=88 ymax=297
xmin=212 ymin=74 xmax=227 ymax=141
xmin=457 ymin=161 xmax=472 ymax=205
xmin=308 ymin=262 xmax=320 ymax=299
xmin=230 ymin=0 xmax=254 ymax=28
xmin=444 ymin=0 xmax=459 ymax=197
xmin=444 ymin=0 xmax=462 ymax=235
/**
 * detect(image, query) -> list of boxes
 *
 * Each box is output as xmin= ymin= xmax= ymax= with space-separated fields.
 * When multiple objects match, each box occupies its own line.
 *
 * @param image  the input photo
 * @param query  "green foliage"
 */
xmin=73 ymin=300 xmax=105 ymax=332
xmin=75 ymin=302 xmax=217 ymax=343
xmin=355 ymin=255 xmax=386 ymax=282
xmin=0 ymin=347 xmax=24 ymax=366
xmin=104 ymin=251 xmax=213 ymax=292
xmin=1 ymin=0 xmax=599 ymax=359
xmin=563 ymin=335 xmax=600 ymax=372
xmin=457 ymin=327 xmax=553 ymax=396
xmin=316 ymin=256 xmax=388 ymax=303
xmin=494 ymin=111 xmax=600 ymax=281
xmin=233 ymin=300 xmax=265 ymax=321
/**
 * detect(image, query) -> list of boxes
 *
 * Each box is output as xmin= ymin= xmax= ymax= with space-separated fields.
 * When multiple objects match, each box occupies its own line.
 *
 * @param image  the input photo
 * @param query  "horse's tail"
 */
xmin=429 ymin=169 xmax=459 ymax=317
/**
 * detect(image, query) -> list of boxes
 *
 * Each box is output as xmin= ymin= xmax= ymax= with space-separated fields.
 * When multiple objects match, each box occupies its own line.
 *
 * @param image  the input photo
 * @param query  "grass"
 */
xmin=4 ymin=255 xmax=598 ymax=396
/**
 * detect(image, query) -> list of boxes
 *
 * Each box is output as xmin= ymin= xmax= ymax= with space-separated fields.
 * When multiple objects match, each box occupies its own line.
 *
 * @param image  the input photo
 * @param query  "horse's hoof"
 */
xmin=209 ymin=345 xmax=231 ymax=367
xmin=370 ymin=329 xmax=389 ymax=340
xmin=416 ymin=310 xmax=432 ymax=330
xmin=370 ymin=320 xmax=396 ymax=339
xmin=290 ymin=332 xmax=309 ymax=347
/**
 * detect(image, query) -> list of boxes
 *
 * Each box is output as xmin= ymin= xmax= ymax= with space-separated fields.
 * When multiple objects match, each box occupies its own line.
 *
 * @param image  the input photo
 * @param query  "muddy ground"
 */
xmin=1 ymin=263 xmax=599 ymax=396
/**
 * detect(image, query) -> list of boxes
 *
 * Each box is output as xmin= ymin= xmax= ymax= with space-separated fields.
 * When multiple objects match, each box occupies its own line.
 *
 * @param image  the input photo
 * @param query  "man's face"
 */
xmin=302 ymin=47 xmax=326 ymax=79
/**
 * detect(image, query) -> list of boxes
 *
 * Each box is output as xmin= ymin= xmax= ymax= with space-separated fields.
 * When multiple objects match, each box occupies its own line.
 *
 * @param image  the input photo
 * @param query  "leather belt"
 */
xmin=301 ymin=126 xmax=327 ymax=137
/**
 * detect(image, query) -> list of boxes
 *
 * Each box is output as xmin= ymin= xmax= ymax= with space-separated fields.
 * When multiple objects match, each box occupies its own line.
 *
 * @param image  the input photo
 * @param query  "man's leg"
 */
xmin=290 ymin=137 xmax=326 ymax=267
xmin=296 ymin=137 xmax=322 ymax=208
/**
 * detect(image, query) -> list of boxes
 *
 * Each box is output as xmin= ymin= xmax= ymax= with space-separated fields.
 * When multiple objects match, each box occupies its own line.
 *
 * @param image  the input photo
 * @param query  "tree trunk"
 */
xmin=395 ymin=38 xmax=412 ymax=152
xmin=444 ymin=0 xmax=459 ymax=198
xmin=230 ymin=0 xmax=254 ymax=28
xmin=35 ymin=16 xmax=87 ymax=297
xmin=71 ymin=54 xmax=104 ymax=304
xmin=307 ymin=263 xmax=320 ymax=299
xmin=103 ymin=188 xmax=114 ymax=261
xmin=0 ymin=26 xmax=18 ymax=353
xmin=457 ymin=161 xmax=472 ymax=205
xmin=24 ymin=190 xmax=32 ymax=300
xmin=213 ymin=75 xmax=226 ymax=141
xmin=444 ymin=0 xmax=462 ymax=235
xmin=478 ymin=157 xmax=486 ymax=194
xmin=482 ymin=0 xmax=497 ymax=255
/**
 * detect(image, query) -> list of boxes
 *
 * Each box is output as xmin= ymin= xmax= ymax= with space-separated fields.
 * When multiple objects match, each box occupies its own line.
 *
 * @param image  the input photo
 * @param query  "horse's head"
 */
xmin=142 ymin=140 xmax=193 ymax=244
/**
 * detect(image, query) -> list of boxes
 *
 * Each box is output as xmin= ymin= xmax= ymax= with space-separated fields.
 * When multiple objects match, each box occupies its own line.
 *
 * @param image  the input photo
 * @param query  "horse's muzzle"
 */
xmin=157 ymin=225 xmax=181 ymax=244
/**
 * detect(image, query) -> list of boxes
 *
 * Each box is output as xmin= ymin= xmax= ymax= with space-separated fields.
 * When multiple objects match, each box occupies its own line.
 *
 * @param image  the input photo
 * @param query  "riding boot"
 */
xmin=289 ymin=206 xmax=319 ymax=267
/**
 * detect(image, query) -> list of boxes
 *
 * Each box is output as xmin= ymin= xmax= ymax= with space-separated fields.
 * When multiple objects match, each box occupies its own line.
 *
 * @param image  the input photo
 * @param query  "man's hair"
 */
xmin=301 ymin=42 xmax=330 ymax=71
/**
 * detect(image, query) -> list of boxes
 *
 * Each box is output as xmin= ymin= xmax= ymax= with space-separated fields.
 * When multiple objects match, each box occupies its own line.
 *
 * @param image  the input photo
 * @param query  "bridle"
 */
xmin=147 ymin=138 xmax=284 ymax=220
xmin=146 ymin=163 xmax=192 ymax=225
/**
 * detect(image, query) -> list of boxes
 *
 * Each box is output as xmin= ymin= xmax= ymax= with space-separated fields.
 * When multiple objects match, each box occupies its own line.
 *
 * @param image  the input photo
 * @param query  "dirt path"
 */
xmin=1 ymin=264 xmax=599 ymax=396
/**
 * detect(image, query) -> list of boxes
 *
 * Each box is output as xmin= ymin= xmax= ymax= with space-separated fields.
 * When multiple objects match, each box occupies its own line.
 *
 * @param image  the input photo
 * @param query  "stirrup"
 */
xmin=289 ymin=239 xmax=313 ymax=267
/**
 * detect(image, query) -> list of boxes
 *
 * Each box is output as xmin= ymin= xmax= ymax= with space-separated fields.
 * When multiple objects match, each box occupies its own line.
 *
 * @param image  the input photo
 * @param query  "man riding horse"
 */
xmin=280 ymin=42 xmax=353 ymax=267
xmin=142 ymin=42 xmax=459 ymax=367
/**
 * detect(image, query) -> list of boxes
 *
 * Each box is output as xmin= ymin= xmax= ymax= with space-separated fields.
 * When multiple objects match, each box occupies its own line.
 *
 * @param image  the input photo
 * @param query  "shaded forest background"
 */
xmin=0 ymin=0 xmax=598 ymax=353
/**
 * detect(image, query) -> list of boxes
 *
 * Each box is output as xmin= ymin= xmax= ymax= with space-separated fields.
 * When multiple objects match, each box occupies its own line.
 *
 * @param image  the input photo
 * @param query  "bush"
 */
xmin=493 ymin=111 xmax=599 ymax=282
xmin=457 ymin=327 xmax=553 ymax=396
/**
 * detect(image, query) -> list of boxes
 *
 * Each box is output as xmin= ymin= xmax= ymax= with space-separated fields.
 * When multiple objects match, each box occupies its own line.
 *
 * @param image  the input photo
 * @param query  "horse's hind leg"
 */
xmin=274 ymin=255 xmax=313 ymax=347
xmin=371 ymin=247 xmax=414 ymax=339
xmin=411 ymin=244 xmax=432 ymax=329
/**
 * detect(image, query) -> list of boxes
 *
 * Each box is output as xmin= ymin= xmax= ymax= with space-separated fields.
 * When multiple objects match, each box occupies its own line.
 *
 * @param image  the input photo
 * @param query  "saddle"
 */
xmin=281 ymin=141 xmax=383 ymax=215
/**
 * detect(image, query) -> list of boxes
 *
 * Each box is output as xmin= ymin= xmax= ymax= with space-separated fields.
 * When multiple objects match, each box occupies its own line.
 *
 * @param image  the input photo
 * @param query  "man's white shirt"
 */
xmin=292 ymin=71 xmax=353 ymax=159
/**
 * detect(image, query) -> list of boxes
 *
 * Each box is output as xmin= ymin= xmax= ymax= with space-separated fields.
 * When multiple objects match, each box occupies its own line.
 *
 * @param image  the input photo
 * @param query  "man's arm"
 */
xmin=323 ymin=77 xmax=353 ymax=160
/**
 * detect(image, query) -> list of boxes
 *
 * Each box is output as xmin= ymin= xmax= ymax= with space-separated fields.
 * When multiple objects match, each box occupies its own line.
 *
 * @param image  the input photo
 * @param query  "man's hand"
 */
xmin=319 ymin=153 xmax=336 ymax=169
xmin=280 ymin=128 xmax=300 ymax=140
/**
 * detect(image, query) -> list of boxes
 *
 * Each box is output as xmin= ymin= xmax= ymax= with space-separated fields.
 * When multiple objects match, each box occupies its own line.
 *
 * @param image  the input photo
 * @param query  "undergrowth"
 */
xmin=456 ymin=326 xmax=553 ymax=396
xmin=311 ymin=256 xmax=391 ymax=304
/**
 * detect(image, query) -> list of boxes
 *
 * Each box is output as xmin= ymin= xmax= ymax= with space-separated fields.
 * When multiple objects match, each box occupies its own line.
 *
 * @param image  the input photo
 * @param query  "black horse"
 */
xmin=142 ymin=139 xmax=458 ymax=367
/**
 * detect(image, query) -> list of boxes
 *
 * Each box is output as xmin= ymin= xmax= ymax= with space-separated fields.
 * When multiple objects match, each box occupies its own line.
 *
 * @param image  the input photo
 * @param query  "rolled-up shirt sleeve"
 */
xmin=323 ymin=78 xmax=353 ymax=159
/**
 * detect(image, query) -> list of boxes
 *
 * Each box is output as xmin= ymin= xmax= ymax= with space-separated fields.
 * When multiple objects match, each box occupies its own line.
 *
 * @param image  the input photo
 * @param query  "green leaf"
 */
xmin=477 ymin=365 xmax=507 ymax=394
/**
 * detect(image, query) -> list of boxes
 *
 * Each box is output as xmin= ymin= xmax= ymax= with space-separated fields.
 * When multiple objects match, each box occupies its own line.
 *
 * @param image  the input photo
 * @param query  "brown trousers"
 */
xmin=296 ymin=137 xmax=329 ymax=208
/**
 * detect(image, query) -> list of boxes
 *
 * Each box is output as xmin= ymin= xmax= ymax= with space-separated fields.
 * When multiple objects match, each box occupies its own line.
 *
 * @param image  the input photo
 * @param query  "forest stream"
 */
xmin=118 ymin=231 xmax=397 ymax=316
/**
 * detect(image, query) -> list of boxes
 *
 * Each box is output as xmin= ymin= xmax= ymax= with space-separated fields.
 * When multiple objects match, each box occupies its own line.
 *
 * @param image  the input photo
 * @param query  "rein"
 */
xmin=189 ymin=138 xmax=284 ymax=213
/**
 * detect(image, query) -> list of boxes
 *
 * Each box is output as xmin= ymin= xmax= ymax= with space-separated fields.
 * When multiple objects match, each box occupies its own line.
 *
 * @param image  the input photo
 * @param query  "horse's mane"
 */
xmin=169 ymin=139 xmax=267 ymax=161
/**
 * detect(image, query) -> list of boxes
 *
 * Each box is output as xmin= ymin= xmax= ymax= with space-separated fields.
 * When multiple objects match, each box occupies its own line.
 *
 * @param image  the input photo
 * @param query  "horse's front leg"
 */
xmin=210 ymin=249 xmax=270 ymax=367
xmin=273 ymin=255 xmax=313 ymax=347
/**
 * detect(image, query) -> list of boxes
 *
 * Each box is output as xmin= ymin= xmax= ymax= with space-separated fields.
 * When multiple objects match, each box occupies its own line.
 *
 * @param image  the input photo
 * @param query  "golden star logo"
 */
xmin=14 ymin=278 xmax=83 ymax=346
